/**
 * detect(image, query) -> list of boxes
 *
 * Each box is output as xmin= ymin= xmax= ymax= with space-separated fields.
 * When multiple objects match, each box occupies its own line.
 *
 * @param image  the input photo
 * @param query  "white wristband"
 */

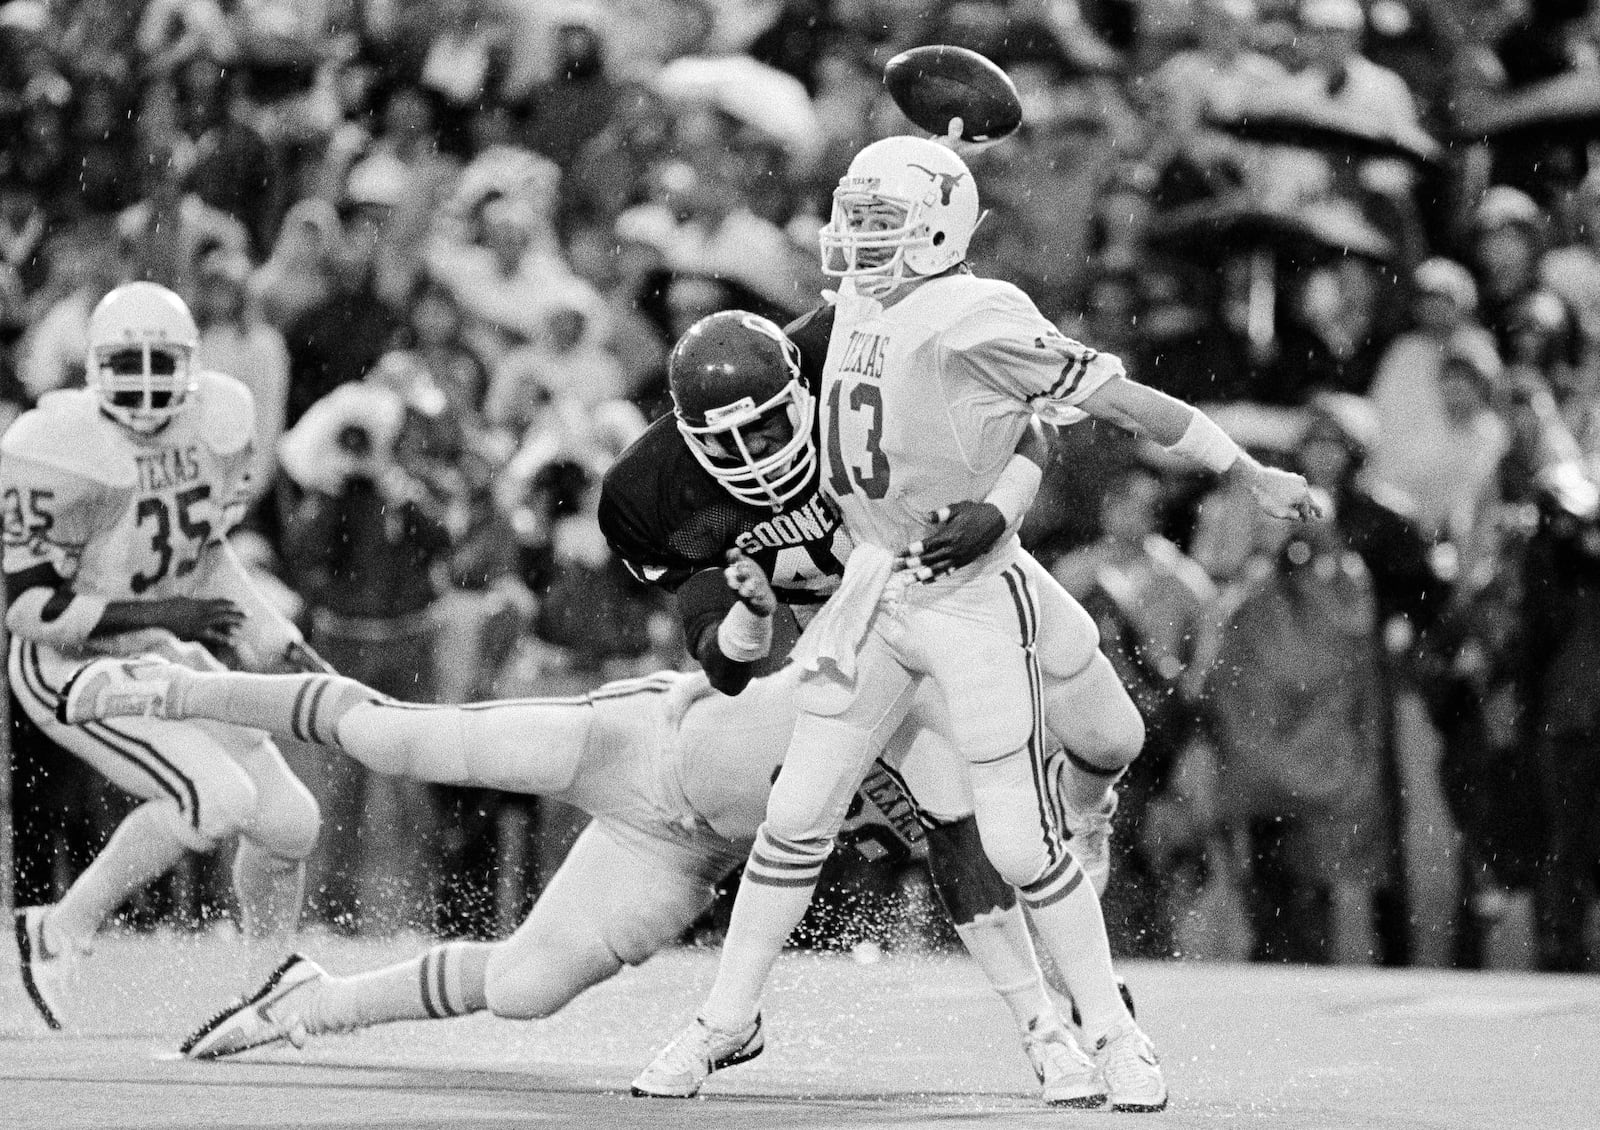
xmin=4 ymin=588 xmax=108 ymax=648
xmin=1165 ymin=410 xmax=1242 ymax=474
xmin=716 ymin=600 xmax=773 ymax=662
xmin=983 ymin=454 xmax=1044 ymax=527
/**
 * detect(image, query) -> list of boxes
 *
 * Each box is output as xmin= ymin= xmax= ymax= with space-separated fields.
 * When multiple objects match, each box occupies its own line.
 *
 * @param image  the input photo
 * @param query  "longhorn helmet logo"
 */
xmin=907 ymin=163 xmax=967 ymax=206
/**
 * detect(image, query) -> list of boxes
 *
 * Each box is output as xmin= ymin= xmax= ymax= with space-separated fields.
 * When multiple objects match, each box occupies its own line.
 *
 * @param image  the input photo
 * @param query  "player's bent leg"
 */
xmin=637 ymin=653 xmax=917 ymax=1100
xmin=488 ymin=819 xmax=732 ymax=1019
xmin=925 ymin=817 xmax=1104 ymax=1109
xmin=698 ymin=664 xmax=915 ymax=1034
xmin=968 ymin=753 xmax=1167 ymax=1110
xmin=232 ymin=739 xmax=321 ymax=940
xmin=1022 ymin=555 xmax=1145 ymax=892
xmin=1040 ymin=654 xmax=1144 ymax=895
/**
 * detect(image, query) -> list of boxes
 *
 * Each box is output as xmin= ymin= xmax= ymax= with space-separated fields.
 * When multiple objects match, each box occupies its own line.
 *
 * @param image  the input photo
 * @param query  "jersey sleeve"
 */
xmin=598 ymin=417 xmax=724 ymax=593
xmin=195 ymin=371 xmax=258 ymax=538
xmin=598 ymin=475 xmax=696 ymax=592
xmin=940 ymin=290 xmax=1126 ymax=425
xmin=0 ymin=451 xmax=116 ymax=583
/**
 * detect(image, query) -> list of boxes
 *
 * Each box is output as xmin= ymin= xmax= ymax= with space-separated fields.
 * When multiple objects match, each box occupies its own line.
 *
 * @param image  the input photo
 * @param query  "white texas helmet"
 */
xmin=819 ymin=135 xmax=981 ymax=291
xmin=86 ymin=281 xmax=201 ymax=433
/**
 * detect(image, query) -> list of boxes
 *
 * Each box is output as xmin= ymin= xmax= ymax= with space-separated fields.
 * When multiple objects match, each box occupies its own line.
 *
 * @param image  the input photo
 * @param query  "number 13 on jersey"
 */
xmin=825 ymin=379 xmax=892 ymax=500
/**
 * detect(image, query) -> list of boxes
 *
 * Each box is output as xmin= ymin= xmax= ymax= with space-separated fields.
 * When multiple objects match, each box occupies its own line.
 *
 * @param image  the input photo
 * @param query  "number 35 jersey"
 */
xmin=0 ymin=372 xmax=256 ymax=601
xmin=819 ymin=274 xmax=1125 ymax=574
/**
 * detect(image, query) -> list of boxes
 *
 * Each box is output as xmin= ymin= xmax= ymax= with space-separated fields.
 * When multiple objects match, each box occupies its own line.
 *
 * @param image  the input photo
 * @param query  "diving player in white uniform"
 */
xmin=2 ymin=282 xmax=320 ymax=1031
xmin=60 ymin=658 xmax=1104 ymax=1103
xmin=636 ymin=136 xmax=1320 ymax=1111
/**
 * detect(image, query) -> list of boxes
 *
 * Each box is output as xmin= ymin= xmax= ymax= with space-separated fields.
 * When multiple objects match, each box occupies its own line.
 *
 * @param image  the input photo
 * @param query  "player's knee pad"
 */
xmin=969 ymin=755 xmax=1058 ymax=888
xmin=763 ymin=715 xmax=880 ymax=845
xmin=193 ymin=768 xmax=261 ymax=848
xmin=483 ymin=932 xmax=621 ymax=1020
xmin=925 ymin=815 xmax=1016 ymax=926
xmin=1044 ymin=653 xmax=1145 ymax=774
xmin=248 ymin=779 xmax=322 ymax=862
xmin=762 ymin=787 xmax=844 ymax=852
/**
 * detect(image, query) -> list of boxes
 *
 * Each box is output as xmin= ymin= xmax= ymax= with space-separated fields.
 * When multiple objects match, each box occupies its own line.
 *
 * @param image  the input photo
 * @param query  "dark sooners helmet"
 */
xmin=669 ymin=310 xmax=815 ymax=510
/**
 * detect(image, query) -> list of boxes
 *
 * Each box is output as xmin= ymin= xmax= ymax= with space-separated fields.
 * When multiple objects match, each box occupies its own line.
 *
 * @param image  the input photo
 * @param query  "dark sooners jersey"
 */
xmin=598 ymin=304 xmax=847 ymax=604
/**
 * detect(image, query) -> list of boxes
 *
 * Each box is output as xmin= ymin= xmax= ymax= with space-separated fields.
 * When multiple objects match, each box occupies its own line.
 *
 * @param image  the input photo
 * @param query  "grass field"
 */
xmin=3 ymin=932 xmax=1597 ymax=1129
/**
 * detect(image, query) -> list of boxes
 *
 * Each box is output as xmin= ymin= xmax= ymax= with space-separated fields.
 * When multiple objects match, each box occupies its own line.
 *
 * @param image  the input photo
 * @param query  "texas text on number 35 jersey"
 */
xmin=597 ymin=306 xmax=849 ymax=663
xmin=1 ymin=372 xmax=255 ymax=601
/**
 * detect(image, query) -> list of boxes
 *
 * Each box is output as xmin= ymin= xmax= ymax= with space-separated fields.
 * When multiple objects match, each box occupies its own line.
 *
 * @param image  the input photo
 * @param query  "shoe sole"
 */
xmin=13 ymin=912 xmax=62 ymax=1031
xmin=628 ymin=1029 xmax=765 ymax=1098
xmin=1110 ymin=1088 xmax=1169 ymax=1113
xmin=181 ymin=954 xmax=308 ymax=1059
xmin=1046 ymin=1091 xmax=1108 ymax=1110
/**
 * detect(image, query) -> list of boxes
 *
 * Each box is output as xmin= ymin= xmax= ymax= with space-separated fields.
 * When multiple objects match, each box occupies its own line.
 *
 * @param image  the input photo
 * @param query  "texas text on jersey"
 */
xmin=597 ymin=304 xmax=846 ymax=673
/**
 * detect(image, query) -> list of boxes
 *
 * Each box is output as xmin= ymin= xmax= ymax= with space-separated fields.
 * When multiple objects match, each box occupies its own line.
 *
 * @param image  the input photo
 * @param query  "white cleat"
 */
xmin=1093 ymin=1019 xmax=1168 ymax=1113
xmin=181 ymin=954 xmax=325 ymax=1060
xmin=13 ymin=907 xmax=65 ymax=1032
xmin=56 ymin=658 xmax=182 ymax=725
xmin=630 ymin=1014 xmax=764 ymax=1098
xmin=1061 ymin=791 xmax=1118 ymax=896
xmin=1023 ymin=1015 xmax=1106 ymax=1109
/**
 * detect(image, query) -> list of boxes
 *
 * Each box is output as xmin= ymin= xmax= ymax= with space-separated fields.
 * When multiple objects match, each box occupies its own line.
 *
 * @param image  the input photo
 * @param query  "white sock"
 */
xmin=954 ymin=902 xmax=1054 ymax=1034
xmin=1020 ymin=857 xmax=1130 ymax=1042
xmin=50 ymin=800 xmax=191 ymax=951
xmin=307 ymin=942 xmax=490 ymax=1034
xmin=232 ymin=840 xmax=306 ymax=940
xmin=699 ymin=827 xmax=827 ymax=1032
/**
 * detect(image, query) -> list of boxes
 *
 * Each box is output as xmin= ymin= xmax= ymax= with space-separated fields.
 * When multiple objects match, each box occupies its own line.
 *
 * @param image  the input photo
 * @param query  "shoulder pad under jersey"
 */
xmin=784 ymin=303 xmax=836 ymax=396
xmin=925 ymin=273 xmax=1034 ymax=318
xmin=190 ymin=370 xmax=257 ymax=457
xmin=1 ymin=391 xmax=137 ymax=489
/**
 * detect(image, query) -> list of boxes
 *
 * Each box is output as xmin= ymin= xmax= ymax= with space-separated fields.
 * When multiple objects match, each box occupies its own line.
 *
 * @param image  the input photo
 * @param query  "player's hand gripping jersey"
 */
xmin=821 ymin=277 xmax=1121 ymax=578
xmin=2 ymin=372 xmax=255 ymax=614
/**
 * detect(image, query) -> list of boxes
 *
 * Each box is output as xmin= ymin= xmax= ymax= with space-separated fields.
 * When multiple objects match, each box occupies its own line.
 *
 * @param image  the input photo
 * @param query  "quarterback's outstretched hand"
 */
xmin=724 ymin=549 xmax=777 ymax=616
xmin=1237 ymin=460 xmax=1323 ymax=522
xmin=898 ymin=501 xmax=1008 ymax=581
xmin=146 ymin=596 xmax=246 ymax=646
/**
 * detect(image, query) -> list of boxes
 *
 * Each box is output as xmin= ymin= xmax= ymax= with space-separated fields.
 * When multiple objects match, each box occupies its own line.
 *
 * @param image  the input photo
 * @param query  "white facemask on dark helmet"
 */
xmin=669 ymin=311 xmax=815 ymax=511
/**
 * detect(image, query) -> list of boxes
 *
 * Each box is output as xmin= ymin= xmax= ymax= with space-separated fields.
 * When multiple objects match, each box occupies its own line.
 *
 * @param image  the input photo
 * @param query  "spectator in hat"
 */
xmin=1469 ymin=186 xmax=1581 ymax=360
xmin=250 ymin=196 xmax=341 ymax=332
xmin=1302 ymin=391 xmax=1450 ymax=634
xmin=1369 ymin=325 xmax=1509 ymax=553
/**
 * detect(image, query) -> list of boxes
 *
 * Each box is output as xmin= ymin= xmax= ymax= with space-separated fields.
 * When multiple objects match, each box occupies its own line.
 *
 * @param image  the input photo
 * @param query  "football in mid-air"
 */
xmin=883 ymin=45 xmax=1023 ymax=144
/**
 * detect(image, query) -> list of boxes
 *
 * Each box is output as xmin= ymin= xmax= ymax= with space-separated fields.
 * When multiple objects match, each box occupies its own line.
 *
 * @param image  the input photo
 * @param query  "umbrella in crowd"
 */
xmin=1205 ymin=91 xmax=1441 ymax=168
xmin=1451 ymin=69 xmax=1600 ymax=147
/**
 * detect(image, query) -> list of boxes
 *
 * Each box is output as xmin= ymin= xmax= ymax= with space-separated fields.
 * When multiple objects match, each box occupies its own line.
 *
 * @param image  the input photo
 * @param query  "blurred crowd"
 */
xmin=3 ymin=0 xmax=1600 ymax=972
